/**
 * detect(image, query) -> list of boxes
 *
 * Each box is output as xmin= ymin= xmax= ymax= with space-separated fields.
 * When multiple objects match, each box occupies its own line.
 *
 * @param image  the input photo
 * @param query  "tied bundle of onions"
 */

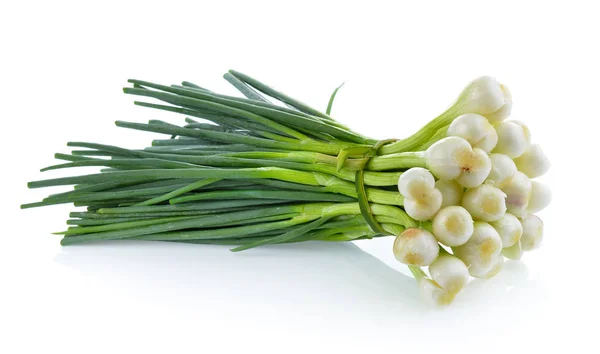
xmin=22 ymin=71 xmax=551 ymax=306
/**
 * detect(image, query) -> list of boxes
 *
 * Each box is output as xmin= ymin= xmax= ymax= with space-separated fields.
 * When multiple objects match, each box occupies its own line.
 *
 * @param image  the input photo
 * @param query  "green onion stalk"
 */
xmin=23 ymin=70 xmax=551 ymax=306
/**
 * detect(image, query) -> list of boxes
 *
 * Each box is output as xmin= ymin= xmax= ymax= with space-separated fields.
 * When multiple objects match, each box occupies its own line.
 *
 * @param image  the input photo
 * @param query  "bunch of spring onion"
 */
xmin=23 ymin=70 xmax=551 ymax=306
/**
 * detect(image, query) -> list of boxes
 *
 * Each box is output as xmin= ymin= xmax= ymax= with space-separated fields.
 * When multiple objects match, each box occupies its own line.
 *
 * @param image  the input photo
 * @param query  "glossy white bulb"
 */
xmin=447 ymin=113 xmax=498 ymax=153
xmin=432 ymin=206 xmax=474 ymax=247
xmin=490 ymin=213 xmax=523 ymax=248
xmin=398 ymin=168 xmax=443 ymax=221
xmin=484 ymin=84 xmax=512 ymax=123
xmin=456 ymin=76 xmax=508 ymax=117
xmin=469 ymin=254 xmax=504 ymax=279
xmin=403 ymin=189 xmax=443 ymax=221
xmin=426 ymin=137 xmax=470 ymax=181
xmin=397 ymin=167 xmax=436 ymax=199
xmin=493 ymin=121 xmax=529 ymax=158
xmin=501 ymin=171 xmax=532 ymax=218
xmin=435 ymin=179 xmax=464 ymax=208
xmin=527 ymin=181 xmax=552 ymax=213
xmin=393 ymin=228 xmax=440 ymax=266
xmin=428 ymin=254 xmax=470 ymax=294
xmin=520 ymin=214 xmax=543 ymax=251
xmin=453 ymin=222 xmax=503 ymax=276
xmin=502 ymin=241 xmax=524 ymax=260
xmin=461 ymin=184 xmax=507 ymax=222
xmin=486 ymin=153 xmax=517 ymax=188
xmin=514 ymin=144 xmax=551 ymax=178
xmin=426 ymin=137 xmax=491 ymax=188
xmin=509 ymin=120 xmax=532 ymax=144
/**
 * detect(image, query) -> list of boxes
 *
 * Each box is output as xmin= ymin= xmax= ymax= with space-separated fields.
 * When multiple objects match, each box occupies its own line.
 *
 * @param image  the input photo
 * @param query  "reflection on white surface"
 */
xmin=54 ymin=241 xmax=423 ymax=317
xmin=53 ymin=239 xmax=544 ymax=321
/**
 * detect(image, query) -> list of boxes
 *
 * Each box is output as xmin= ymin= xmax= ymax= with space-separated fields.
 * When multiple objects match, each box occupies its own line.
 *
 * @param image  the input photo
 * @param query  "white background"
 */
xmin=2 ymin=1 xmax=599 ymax=353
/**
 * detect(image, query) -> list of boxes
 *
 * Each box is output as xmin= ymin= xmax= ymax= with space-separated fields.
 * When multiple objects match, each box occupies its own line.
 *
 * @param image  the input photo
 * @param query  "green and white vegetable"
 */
xmin=22 ymin=70 xmax=551 ymax=306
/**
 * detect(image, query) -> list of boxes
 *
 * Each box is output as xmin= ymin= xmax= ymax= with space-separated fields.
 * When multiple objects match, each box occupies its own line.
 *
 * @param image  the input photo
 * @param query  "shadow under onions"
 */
xmin=53 ymin=241 xmax=423 ymax=317
xmin=53 ymin=240 xmax=542 ymax=321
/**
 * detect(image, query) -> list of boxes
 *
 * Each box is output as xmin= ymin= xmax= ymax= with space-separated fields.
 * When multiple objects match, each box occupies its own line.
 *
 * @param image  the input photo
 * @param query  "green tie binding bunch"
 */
xmin=23 ymin=71 xmax=551 ymax=306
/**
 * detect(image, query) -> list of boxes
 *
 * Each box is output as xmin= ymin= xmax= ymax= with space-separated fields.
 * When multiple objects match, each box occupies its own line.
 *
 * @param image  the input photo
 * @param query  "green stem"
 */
xmin=223 ymin=72 xmax=271 ymax=102
xmin=44 ymin=183 xmax=191 ymax=203
xmin=96 ymin=199 xmax=293 ymax=214
xmin=367 ymin=152 xmax=427 ymax=171
xmin=124 ymin=84 xmax=308 ymax=140
xmin=60 ymin=202 xmax=415 ymax=246
xmin=116 ymin=120 xmax=343 ymax=155
xmin=150 ymin=139 xmax=220 ymax=146
xmin=68 ymin=216 xmax=163 ymax=226
xmin=134 ymin=179 xmax=219 ymax=206
xmin=58 ymin=215 xmax=198 ymax=236
xmin=379 ymin=105 xmax=460 ymax=154
xmin=170 ymin=189 xmax=355 ymax=204
xmin=71 ymin=207 xmax=272 ymax=219
xmin=27 ymin=167 xmax=321 ymax=189
xmin=228 ymin=70 xmax=335 ymax=122
xmin=231 ymin=215 xmax=331 ymax=251
xmin=60 ymin=204 xmax=311 ymax=245
xmin=326 ymin=83 xmax=345 ymax=116
xmin=408 ymin=265 xmax=427 ymax=280
xmin=127 ymin=84 xmax=369 ymax=144
xmin=41 ymin=157 xmax=197 ymax=172
xmin=381 ymin=223 xmax=406 ymax=236
xmin=416 ymin=125 xmax=448 ymax=151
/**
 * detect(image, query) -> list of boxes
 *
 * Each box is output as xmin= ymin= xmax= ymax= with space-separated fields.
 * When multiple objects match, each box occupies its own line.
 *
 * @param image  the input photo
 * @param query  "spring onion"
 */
xmin=22 ymin=70 xmax=552 ymax=306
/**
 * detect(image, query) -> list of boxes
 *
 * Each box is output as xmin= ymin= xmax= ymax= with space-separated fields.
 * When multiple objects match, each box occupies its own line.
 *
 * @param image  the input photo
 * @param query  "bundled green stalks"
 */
xmin=23 ymin=70 xmax=551 ymax=306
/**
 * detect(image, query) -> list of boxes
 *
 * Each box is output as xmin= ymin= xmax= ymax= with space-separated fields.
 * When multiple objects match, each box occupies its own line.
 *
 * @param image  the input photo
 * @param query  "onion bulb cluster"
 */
xmin=390 ymin=76 xmax=550 ymax=306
